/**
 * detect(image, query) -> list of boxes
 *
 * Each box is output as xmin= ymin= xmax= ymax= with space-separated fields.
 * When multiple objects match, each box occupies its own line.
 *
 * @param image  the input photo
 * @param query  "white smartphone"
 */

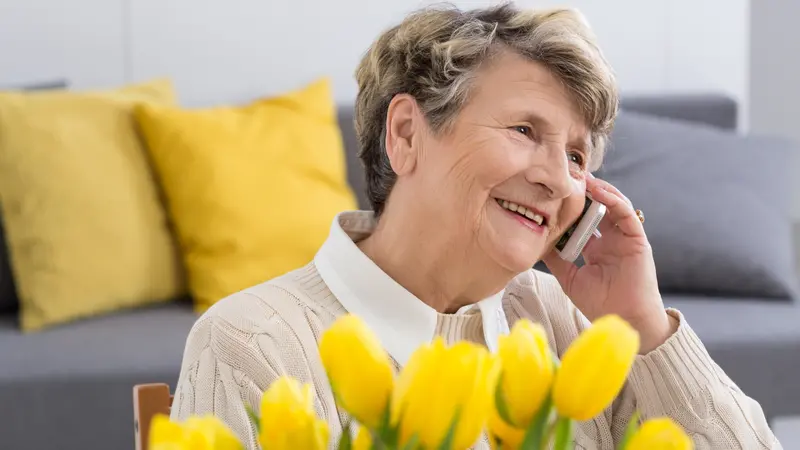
xmin=554 ymin=195 xmax=606 ymax=262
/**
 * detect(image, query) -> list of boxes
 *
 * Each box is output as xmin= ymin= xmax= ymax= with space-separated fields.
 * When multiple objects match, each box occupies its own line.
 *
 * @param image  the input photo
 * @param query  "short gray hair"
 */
xmin=354 ymin=2 xmax=619 ymax=217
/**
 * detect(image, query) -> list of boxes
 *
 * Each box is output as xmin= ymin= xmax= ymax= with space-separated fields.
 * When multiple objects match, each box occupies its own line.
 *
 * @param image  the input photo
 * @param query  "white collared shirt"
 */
xmin=314 ymin=211 xmax=510 ymax=366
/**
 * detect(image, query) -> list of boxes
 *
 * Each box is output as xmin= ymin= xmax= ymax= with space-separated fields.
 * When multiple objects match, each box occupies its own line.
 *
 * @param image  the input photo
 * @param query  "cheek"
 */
xmin=465 ymin=134 xmax=528 ymax=187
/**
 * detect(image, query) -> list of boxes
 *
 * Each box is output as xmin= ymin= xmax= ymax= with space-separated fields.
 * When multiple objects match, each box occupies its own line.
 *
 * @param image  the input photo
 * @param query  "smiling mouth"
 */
xmin=494 ymin=198 xmax=547 ymax=226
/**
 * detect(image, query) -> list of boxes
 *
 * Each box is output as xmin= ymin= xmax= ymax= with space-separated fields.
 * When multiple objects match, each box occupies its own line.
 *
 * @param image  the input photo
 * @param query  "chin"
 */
xmin=491 ymin=240 xmax=544 ymax=274
xmin=483 ymin=201 xmax=549 ymax=272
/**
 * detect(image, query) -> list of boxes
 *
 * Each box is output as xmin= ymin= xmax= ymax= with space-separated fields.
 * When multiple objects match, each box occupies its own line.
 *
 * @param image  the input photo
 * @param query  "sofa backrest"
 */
xmin=336 ymin=107 xmax=370 ymax=210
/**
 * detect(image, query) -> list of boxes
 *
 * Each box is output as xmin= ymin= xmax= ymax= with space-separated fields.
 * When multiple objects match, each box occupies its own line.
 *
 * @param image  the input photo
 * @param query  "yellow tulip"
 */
xmin=392 ymin=338 xmax=500 ymax=449
xmin=552 ymin=315 xmax=640 ymax=421
xmin=352 ymin=424 xmax=373 ymax=450
xmin=626 ymin=418 xmax=693 ymax=450
xmin=258 ymin=376 xmax=329 ymax=450
xmin=319 ymin=314 xmax=394 ymax=429
xmin=497 ymin=319 xmax=554 ymax=427
xmin=487 ymin=407 xmax=525 ymax=450
xmin=149 ymin=413 xmax=242 ymax=450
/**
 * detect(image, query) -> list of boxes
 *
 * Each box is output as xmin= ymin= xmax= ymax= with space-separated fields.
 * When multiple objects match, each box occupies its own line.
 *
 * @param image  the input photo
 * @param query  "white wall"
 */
xmin=748 ymin=1 xmax=800 ymax=220
xmin=1 ymin=0 xmax=749 ymax=113
xmin=0 ymin=0 xmax=127 ymax=89
xmin=749 ymin=0 xmax=800 ymax=141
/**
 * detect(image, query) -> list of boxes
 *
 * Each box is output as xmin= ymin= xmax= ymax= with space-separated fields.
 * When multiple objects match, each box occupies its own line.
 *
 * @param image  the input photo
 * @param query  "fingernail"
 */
xmin=588 ymin=172 xmax=596 ymax=179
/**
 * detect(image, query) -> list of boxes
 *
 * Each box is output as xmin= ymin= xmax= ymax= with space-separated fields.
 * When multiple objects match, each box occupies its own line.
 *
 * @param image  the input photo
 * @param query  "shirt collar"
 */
xmin=314 ymin=210 xmax=509 ymax=366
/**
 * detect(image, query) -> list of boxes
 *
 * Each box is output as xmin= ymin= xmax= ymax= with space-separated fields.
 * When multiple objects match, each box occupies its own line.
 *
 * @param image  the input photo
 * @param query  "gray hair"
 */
xmin=354 ymin=2 xmax=619 ymax=217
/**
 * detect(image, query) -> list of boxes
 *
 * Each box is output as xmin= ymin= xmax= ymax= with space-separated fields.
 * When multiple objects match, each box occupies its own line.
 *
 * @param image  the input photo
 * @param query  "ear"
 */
xmin=384 ymin=94 xmax=421 ymax=176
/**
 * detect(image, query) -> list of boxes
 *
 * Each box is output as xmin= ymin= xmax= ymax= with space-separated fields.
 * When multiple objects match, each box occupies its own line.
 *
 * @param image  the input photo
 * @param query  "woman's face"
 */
xmin=392 ymin=51 xmax=592 ymax=274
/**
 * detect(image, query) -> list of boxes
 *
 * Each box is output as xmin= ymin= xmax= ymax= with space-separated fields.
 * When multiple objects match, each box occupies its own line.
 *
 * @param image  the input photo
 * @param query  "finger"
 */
xmin=588 ymin=177 xmax=633 ymax=209
xmin=588 ymin=184 xmax=644 ymax=237
xmin=541 ymin=248 xmax=578 ymax=287
xmin=581 ymin=233 xmax=601 ymax=254
xmin=579 ymin=235 xmax=602 ymax=265
xmin=594 ymin=188 xmax=626 ymax=235
xmin=597 ymin=210 xmax=617 ymax=235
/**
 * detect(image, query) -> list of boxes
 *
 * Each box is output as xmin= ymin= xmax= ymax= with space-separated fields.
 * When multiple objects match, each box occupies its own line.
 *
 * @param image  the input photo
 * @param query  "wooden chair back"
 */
xmin=133 ymin=383 xmax=174 ymax=450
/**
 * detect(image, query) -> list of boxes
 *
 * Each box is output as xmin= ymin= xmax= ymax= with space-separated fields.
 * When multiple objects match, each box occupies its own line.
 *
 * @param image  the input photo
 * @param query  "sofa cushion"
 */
xmin=134 ymin=78 xmax=357 ymax=312
xmin=0 ymin=302 xmax=196 ymax=382
xmin=0 ymin=79 xmax=187 ymax=331
xmin=597 ymin=111 xmax=798 ymax=299
xmin=0 ymin=79 xmax=69 ymax=315
xmin=0 ymin=302 xmax=197 ymax=450
xmin=664 ymin=295 xmax=800 ymax=418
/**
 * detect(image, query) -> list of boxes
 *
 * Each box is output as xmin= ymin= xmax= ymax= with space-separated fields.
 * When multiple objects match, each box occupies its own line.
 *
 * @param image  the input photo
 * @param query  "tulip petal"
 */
xmin=625 ymin=418 xmax=693 ymax=450
xmin=149 ymin=414 xmax=183 ymax=445
xmin=259 ymin=377 xmax=329 ymax=450
xmin=311 ymin=418 xmax=331 ymax=449
xmin=487 ymin=407 xmax=525 ymax=450
xmin=352 ymin=425 xmax=374 ymax=450
xmin=149 ymin=414 xmax=242 ymax=450
xmin=392 ymin=338 xmax=497 ymax=450
xmin=497 ymin=320 xmax=554 ymax=428
xmin=553 ymin=315 xmax=640 ymax=421
xmin=320 ymin=315 xmax=394 ymax=430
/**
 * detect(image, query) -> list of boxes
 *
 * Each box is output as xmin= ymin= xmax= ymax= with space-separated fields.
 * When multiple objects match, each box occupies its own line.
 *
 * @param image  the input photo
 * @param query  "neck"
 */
xmin=357 ymin=205 xmax=512 ymax=313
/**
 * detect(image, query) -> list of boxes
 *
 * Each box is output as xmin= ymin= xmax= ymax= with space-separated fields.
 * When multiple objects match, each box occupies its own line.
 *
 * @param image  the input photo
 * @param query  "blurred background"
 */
xmin=1 ymin=0 xmax=799 ymax=448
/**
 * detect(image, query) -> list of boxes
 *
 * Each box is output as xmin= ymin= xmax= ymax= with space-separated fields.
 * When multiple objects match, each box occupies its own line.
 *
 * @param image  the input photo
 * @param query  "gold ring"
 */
xmin=635 ymin=209 xmax=645 ymax=224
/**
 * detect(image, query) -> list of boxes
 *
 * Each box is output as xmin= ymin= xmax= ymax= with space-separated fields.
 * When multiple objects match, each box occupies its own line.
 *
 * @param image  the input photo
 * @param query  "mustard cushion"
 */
xmin=0 ymin=79 xmax=186 ymax=331
xmin=134 ymin=78 xmax=357 ymax=311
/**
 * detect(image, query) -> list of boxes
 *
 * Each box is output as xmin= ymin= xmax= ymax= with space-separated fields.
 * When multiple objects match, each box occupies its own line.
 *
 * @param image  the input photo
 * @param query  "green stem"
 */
xmin=552 ymin=417 xmax=573 ymax=450
xmin=337 ymin=421 xmax=353 ymax=450
xmin=520 ymin=397 xmax=553 ymax=450
xmin=617 ymin=410 xmax=642 ymax=450
xmin=436 ymin=410 xmax=461 ymax=450
xmin=540 ymin=419 xmax=557 ymax=449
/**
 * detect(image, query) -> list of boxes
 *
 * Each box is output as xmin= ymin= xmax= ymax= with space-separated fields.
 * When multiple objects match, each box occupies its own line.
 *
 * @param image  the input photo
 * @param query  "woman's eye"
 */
xmin=512 ymin=125 xmax=532 ymax=137
xmin=568 ymin=151 xmax=585 ymax=167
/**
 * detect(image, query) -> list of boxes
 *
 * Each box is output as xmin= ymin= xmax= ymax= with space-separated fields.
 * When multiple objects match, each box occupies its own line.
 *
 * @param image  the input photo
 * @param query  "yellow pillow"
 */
xmin=0 ymin=79 xmax=186 ymax=331
xmin=134 ymin=78 xmax=357 ymax=311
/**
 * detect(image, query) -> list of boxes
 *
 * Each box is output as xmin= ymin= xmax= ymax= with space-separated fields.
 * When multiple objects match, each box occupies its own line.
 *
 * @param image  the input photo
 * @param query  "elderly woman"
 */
xmin=171 ymin=4 xmax=780 ymax=449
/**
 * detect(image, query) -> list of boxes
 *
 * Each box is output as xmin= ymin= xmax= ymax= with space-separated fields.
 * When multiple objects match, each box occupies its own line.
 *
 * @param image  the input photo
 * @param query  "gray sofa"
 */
xmin=1 ymin=94 xmax=798 ymax=450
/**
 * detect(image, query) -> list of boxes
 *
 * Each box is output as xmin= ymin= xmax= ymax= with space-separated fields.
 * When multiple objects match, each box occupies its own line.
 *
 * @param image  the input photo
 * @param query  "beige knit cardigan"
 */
xmin=170 ymin=263 xmax=782 ymax=449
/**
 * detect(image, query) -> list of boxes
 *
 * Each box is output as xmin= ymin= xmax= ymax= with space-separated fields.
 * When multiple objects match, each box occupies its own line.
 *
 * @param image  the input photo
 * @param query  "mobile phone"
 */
xmin=554 ymin=195 xmax=606 ymax=262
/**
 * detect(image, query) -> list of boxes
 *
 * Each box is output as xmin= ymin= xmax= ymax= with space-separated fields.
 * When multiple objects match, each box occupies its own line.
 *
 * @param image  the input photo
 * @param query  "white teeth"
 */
xmin=524 ymin=210 xmax=544 ymax=225
xmin=496 ymin=198 xmax=544 ymax=226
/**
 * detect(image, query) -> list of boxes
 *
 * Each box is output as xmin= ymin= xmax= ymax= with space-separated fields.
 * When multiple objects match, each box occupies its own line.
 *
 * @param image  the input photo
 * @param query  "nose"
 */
xmin=523 ymin=145 xmax=573 ymax=199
